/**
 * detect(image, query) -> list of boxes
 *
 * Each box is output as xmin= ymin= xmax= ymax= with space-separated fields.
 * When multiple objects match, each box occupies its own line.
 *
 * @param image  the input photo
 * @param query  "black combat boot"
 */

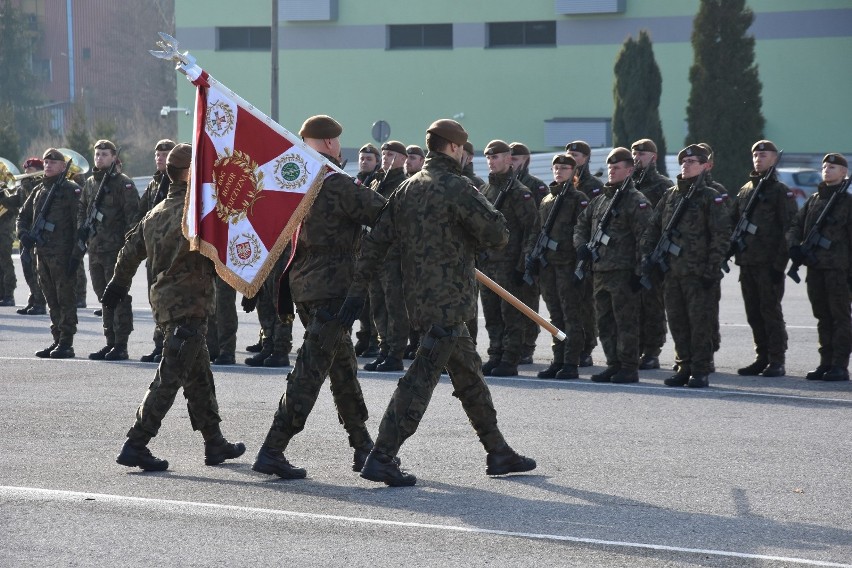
xmin=360 ymin=450 xmax=416 ymax=487
xmin=519 ymin=354 xmax=534 ymax=365
xmin=537 ymin=361 xmax=561 ymax=379
xmin=212 ymin=353 xmax=236 ymax=365
xmin=664 ymin=367 xmax=691 ymax=387
xmin=0 ymin=296 xmax=14 ymax=307
xmin=204 ymin=436 xmax=247 ymax=466
xmin=688 ymin=374 xmax=710 ymax=388
xmin=89 ymin=344 xmax=113 ymax=361
xmin=578 ymin=352 xmax=594 ymax=367
xmin=481 ymin=359 xmax=500 ymax=375
xmin=104 ymin=344 xmax=129 ymax=361
xmin=638 ymin=355 xmax=660 ymax=370
xmin=49 ymin=344 xmax=74 ymax=359
xmin=245 ymin=339 xmax=273 ymax=367
xmin=486 ymin=445 xmax=537 ymax=476
xmin=555 ymin=365 xmax=579 ymax=380
xmin=351 ymin=442 xmax=400 ymax=472
xmin=822 ymin=366 xmax=850 ymax=382
xmin=590 ymin=365 xmax=620 ymax=382
xmin=263 ymin=351 xmax=290 ymax=367
xmin=36 ymin=342 xmax=58 ymax=358
xmin=93 ymin=308 xmax=102 ymax=317
xmin=611 ymin=368 xmax=639 ymax=383
xmin=362 ymin=341 xmax=380 ymax=359
xmin=116 ymin=439 xmax=169 ymax=471
xmin=17 ymin=303 xmax=32 ymax=315
xmin=246 ymin=332 xmax=264 ymax=353
xmin=364 ymin=353 xmax=387 ymax=371
xmin=376 ymin=356 xmax=404 ymax=372
xmin=490 ymin=362 xmax=518 ymax=377
xmin=806 ymin=364 xmax=832 ymax=381
xmin=760 ymin=362 xmax=785 ymax=377
xmin=27 ymin=304 xmax=46 ymax=315
xmin=738 ymin=358 xmax=768 ymax=376
xmin=252 ymin=446 xmax=307 ymax=479
xmin=140 ymin=346 xmax=162 ymax=363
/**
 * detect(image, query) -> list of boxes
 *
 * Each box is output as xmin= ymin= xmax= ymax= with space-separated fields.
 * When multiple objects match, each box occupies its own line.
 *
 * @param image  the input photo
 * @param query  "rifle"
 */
xmin=639 ymin=169 xmax=707 ymax=289
xmin=20 ymin=158 xmax=74 ymax=266
xmin=787 ymin=177 xmax=852 ymax=283
xmin=573 ymin=173 xmax=632 ymax=282
xmin=478 ymin=168 xmax=519 ymax=264
xmin=722 ymin=150 xmax=784 ymax=272
xmin=69 ymin=148 xmax=121 ymax=272
xmin=523 ymin=178 xmax=572 ymax=285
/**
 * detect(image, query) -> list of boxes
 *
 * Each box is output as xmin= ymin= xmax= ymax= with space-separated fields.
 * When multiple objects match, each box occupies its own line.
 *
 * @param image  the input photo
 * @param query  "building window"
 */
xmin=487 ymin=21 xmax=556 ymax=48
xmin=388 ymin=24 xmax=452 ymax=49
xmin=216 ymin=27 xmax=272 ymax=51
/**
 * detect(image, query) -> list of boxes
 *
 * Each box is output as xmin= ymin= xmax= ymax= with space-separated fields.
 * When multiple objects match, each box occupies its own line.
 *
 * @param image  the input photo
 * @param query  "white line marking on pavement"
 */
xmin=2 ymin=486 xmax=849 ymax=567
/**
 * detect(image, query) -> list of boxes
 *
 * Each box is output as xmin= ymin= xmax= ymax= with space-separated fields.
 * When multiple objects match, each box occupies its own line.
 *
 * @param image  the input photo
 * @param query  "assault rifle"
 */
xmin=573 ymin=174 xmax=632 ymax=282
xmin=787 ymin=176 xmax=852 ymax=283
xmin=20 ymin=158 xmax=74 ymax=266
xmin=69 ymin=148 xmax=121 ymax=273
xmin=640 ymin=169 xmax=706 ymax=289
xmin=478 ymin=168 xmax=519 ymax=264
xmin=523 ymin=178 xmax=572 ymax=285
xmin=722 ymin=150 xmax=783 ymax=272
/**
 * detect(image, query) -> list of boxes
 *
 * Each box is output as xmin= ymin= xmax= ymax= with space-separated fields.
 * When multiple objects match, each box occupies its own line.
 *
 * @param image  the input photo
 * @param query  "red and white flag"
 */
xmin=184 ymin=69 xmax=330 ymax=296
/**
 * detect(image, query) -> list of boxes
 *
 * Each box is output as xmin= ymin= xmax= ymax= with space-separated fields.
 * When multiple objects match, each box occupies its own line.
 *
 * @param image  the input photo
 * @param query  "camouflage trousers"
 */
xmin=22 ymin=245 xmax=45 ymax=308
xmin=0 ymin=228 xmax=16 ymax=297
xmin=127 ymin=319 xmax=221 ymax=444
xmin=480 ymin=262 xmax=526 ymax=365
xmin=807 ymin=269 xmax=851 ymax=367
xmin=36 ymin=254 xmax=77 ymax=344
xmin=75 ymin=261 xmax=87 ymax=306
xmin=578 ymin=276 xmax=598 ymax=355
xmin=89 ymin=251 xmax=133 ymax=344
xmin=519 ymin=280 xmax=540 ymax=358
xmin=263 ymin=298 xmax=371 ymax=451
xmin=369 ymin=255 xmax=410 ymax=359
xmin=638 ymin=272 xmax=667 ymax=358
xmin=539 ymin=262 xmax=584 ymax=366
xmin=207 ymin=275 xmax=237 ymax=357
xmin=739 ymin=265 xmax=787 ymax=364
xmin=593 ymin=269 xmax=640 ymax=371
xmin=255 ymin=256 xmax=293 ymax=353
xmin=664 ymin=275 xmax=716 ymax=376
xmin=145 ymin=261 xmax=163 ymax=351
xmin=374 ymin=323 xmax=507 ymax=458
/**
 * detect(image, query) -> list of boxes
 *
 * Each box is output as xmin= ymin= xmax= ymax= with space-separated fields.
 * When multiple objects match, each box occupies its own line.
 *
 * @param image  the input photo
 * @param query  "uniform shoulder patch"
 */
xmin=125 ymin=183 xmax=134 ymax=190
xmin=713 ymin=196 xmax=724 ymax=205
xmin=521 ymin=192 xmax=532 ymax=200
xmin=580 ymin=199 xmax=589 ymax=208
xmin=638 ymin=201 xmax=649 ymax=209
xmin=786 ymin=190 xmax=795 ymax=199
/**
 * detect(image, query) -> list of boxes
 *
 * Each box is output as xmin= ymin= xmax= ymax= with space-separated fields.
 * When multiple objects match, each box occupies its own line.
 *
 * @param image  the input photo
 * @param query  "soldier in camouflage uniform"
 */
xmin=643 ymin=145 xmax=729 ymax=388
xmin=787 ymin=153 xmax=852 ymax=382
xmin=0 ymin=168 xmax=20 ymax=306
xmin=78 ymin=140 xmax=140 ymax=361
xmin=207 ymin=275 xmax=237 ymax=365
xmin=532 ymin=154 xmax=589 ymax=380
xmin=252 ymin=115 xmax=387 ymax=480
xmin=461 ymin=141 xmax=485 ymax=190
xmin=631 ymin=139 xmax=672 ymax=370
xmin=566 ymin=141 xmax=603 ymax=366
xmin=732 ymin=140 xmax=797 ymax=378
xmin=103 ymin=143 xmax=245 ymax=472
xmin=339 ymin=118 xmax=535 ymax=486
xmin=353 ymin=143 xmax=381 ymax=358
xmin=137 ymin=139 xmax=175 ymax=363
xmin=12 ymin=159 xmax=46 ymax=315
xmin=17 ymin=148 xmax=82 ymax=358
xmin=479 ymin=140 xmax=538 ymax=377
xmin=574 ymin=147 xmax=652 ymax=383
xmin=404 ymin=144 xmax=425 ymax=178
xmin=244 ymin=249 xmax=292 ymax=367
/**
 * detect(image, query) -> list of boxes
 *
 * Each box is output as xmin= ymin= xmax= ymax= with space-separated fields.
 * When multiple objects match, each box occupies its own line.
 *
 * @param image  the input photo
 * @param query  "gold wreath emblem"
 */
xmin=228 ymin=232 xmax=263 ymax=268
xmin=212 ymin=148 xmax=264 ymax=225
xmin=206 ymin=101 xmax=236 ymax=138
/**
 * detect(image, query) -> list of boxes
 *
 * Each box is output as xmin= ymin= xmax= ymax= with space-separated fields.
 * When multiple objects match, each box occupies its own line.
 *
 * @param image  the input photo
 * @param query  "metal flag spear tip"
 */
xmin=149 ymin=32 xmax=196 ymax=72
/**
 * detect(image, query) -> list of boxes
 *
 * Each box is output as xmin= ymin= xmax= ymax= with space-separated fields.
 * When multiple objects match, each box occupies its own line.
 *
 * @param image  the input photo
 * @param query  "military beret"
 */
xmin=381 ymin=140 xmax=407 ymax=155
xmin=167 ymin=143 xmax=192 ymax=169
xmin=93 ymin=139 xmax=117 ymax=151
xmin=751 ymin=139 xmax=778 ymax=153
xmin=631 ymin=139 xmax=657 ymax=153
xmin=823 ymin=153 xmax=848 ymax=168
xmin=510 ymin=142 xmax=530 ymax=156
xmin=358 ymin=144 xmax=380 ymax=157
xmin=606 ymin=147 xmax=633 ymax=165
xmin=42 ymin=148 xmax=64 ymax=161
xmin=154 ymin=139 xmax=176 ymax=152
xmin=23 ymin=157 xmax=44 ymax=170
xmin=677 ymin=144 xmax=710 ymax=163
xmin=406 ymin=144 xmax=425 ymax=157
xmin=462 ymin=141 xmax=474 ymax=155
xmin=484 ymin=140 xmax=511 ymax=156
xmin=299 ymin=115 xmax=343 ymax=139
xmin=565 ymin=141 xmax=591 ymax=156
xmin=552 ymin=154 xmax=577 ymax=167
xmin=697 ymin=142 xmax=714 ymax=161
xmin=427 ymin=119 xmax=468 ymax=146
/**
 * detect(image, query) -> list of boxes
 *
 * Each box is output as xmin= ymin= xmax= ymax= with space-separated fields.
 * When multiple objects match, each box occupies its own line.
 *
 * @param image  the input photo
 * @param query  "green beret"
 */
xmin=823 ymin=153 xmax=848 ymax=168
xmin=155 ymin=139 xmax=176 ymax=152
xmin=427 ymin=119 xmax=468 ymax=146
xmin=552 ymin=154 xmax=577 ymax=167
xmin=751 ymin=139 xmax=778 ymax=153
xmin=167 ymin=143 xmax=192 ymax=169
xmin=606 ymin=147 xmax=633 ymax=165
xmin=484 ymin=140 xmax=511 ymax=156
xmin=406 ymin=144 xmax=425 ymax=157
xmin=381 ymin=140 xmax=407 ymax=155
xmin=299 ymin=115 xmax=343 ymax=139
xmin=631 ymin=139 xmax=657 ymax=153
xmin=565 ymin=141 xmax=591 ymax=156
xmin=462 ymin=142 xmax=474 ymax=155
xmin=42 ymin=148 xmax=65 ymax=161
xmin=510 ymin=142 xmax=530 ymax=156
xmin=677 ymin=144 xmax=710 ymax=163
xmin=94 ymin=139 xmax=117 ymax=152
xmin=359 ymin=143 xmax=380 ymax=157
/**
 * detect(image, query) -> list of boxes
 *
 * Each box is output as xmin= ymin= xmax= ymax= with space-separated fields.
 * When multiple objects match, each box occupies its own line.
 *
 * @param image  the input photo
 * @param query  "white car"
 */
xmin=776 ymin=167 xmax=820 ymax=207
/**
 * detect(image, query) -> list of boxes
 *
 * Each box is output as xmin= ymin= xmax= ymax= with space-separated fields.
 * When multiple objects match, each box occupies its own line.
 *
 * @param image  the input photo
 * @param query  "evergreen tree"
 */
xmin=686 ymin=0 xmax=765 ymax=192
xmin=0 ymin=103 xmax=21 ymax=164
xmin=612 ymin=30 xmax=668 ymax=175
xmin=64 ymin=102 xmax=92 ymax=160
xmin=0 ymin=0 xmax=42 ymax=151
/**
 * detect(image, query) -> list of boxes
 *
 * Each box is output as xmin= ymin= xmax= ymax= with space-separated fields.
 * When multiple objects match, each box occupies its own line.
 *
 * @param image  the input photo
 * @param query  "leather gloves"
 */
xmin=101 ymin=281 xmax=129 ymax=309
xmin=336 ymin=296 xmax=365 ymax=328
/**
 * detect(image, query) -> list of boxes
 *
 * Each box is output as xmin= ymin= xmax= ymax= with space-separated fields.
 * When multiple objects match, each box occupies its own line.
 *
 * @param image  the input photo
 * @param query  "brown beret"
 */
xmin=406 ymin=144 xmax=425 ymax=157
xmin=381 ymin=140 xmax=407 ymax=155
xmin=751 ymin=139 xmax=778 ymax=153
xmin=696 ymin=142 xmax=714 ymax=161
xmin=565 ymin=141 xmax=591 ymax=156
xmin=93 ymin=139 xmax=117 ymax=152
xmin=606 ymin=147 xmax=633 ymax=165
xmin=677 ymin=144 xmax=710 ymax=163
xmin=155 ymin=139 xmax=176 ymax=152
xmin=167 ymin=143 xmax=192 ymax=169
xmin=43 ymin=148 xmax=65 ymax=161
xmin=631 ymin=139 xmax=657 ymax=153
xmin=427 ymin=119 xmax=468 ymax=146
xmin=484 ymin=140 xmax=511 ymax=156
xmin=823 ymin=153 xmax=848 ymax=168
xmin=23 ymin=157 xmax=44 ymax=170
xmin=510 ymin=142 xmax=530 ymax=156
xmin=299 ymin=114 xmax=343 ymax=139
xmin=359 ymin=144 xmax=380 ymax=157
xmin=462 ymin=141 xmax=474 ymax=155
xmin=552 ymin=154 xmax=577 ymax=167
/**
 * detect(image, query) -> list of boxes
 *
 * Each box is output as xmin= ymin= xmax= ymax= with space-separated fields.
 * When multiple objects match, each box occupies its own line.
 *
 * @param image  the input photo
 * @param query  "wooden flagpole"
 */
xmin=476 ymin=269 xmax=566 ymax=341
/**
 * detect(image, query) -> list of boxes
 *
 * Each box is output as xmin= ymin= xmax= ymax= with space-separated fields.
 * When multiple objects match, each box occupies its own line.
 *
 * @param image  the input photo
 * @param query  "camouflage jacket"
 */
xmin=573 ymin=179 xmax=651 ymax=273
xmin=350 ymin=151 xmax=508 ymax=330
xmin=731 ymin=171 xmax=798 ymax=271
xmin=481 ymin=168 xmax=538 ymax=272
xmin=16 ymin=174 xmax=81 ymax=258
xmin=705 ymin=172 xmax=734 ymax=213
xmin=78 ymin=169 xmax=140 ymax=254
xmin=642 ymin=175 xmax=730 ymax=279
xmin=462 ymin=162 xmax=485 ymax=190
xmin=576 ymin=166 xmax=605 ymax=200
xmin=370 ymin=167 xmax=406 ymax=199
xmin=138 ymin=170 xmax=170 ymax=217
xmin=536 ymin=180 xmax=589 ymax=266
xmin=632 ymin=162 xmax=672 ymax=208
xmin=112 ymin=180 xmax=214 ymax=324
xmin=518 ymin=168 xmax=550 ymax=205
xmin=786 ymin=182 xmax=852 ymax=271
xmin=289 ymin=154 xmax=386 ymax=303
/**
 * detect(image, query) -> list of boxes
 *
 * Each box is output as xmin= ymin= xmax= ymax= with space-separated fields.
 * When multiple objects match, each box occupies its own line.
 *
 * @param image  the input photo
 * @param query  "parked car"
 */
xmin=776 ymin=167 xmax=820 ymax=207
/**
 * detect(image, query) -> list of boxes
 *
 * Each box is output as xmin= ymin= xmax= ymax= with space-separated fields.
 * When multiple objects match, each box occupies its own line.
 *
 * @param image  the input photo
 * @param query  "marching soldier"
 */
xmin=12 ymin=158 xmax=46 ymax=315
